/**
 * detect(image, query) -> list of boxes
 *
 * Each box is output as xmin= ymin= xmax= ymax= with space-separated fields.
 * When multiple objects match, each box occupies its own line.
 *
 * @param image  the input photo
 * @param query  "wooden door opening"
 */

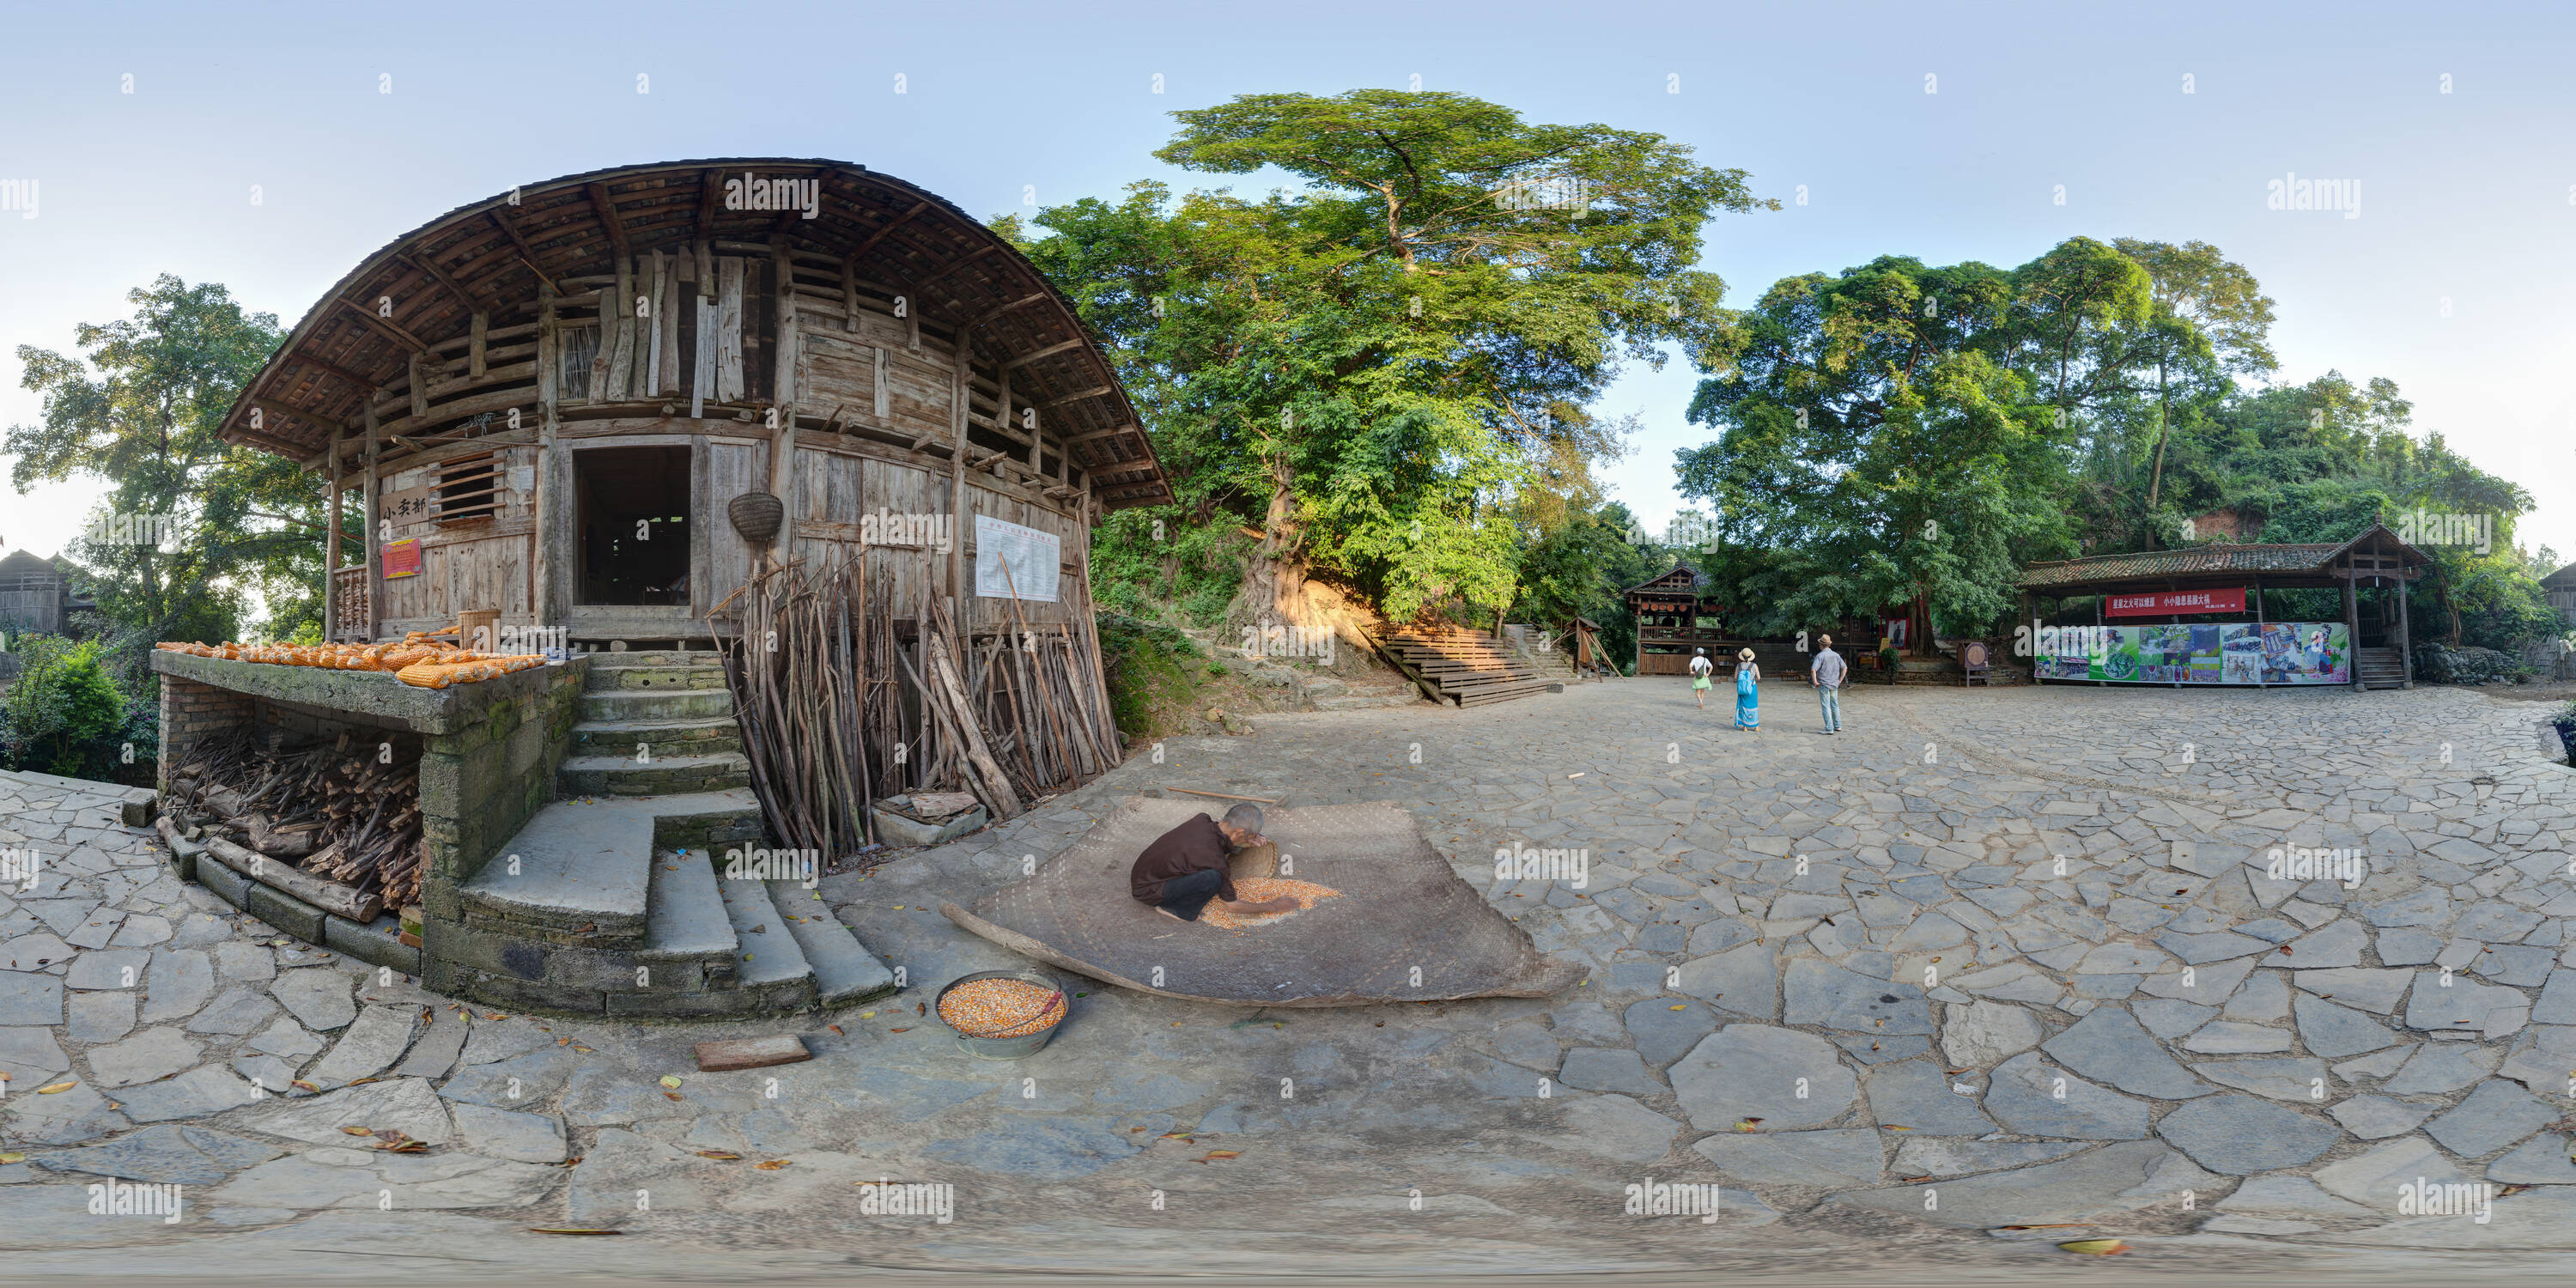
xmin=575 ymin=445 xmax=691 ymax=606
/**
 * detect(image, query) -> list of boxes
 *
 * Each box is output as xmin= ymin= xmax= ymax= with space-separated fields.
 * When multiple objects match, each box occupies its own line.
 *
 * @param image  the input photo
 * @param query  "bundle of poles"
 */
xmin=711 ymin=550 xmax=1121 ymax=863
xmin=165 ymin=727 xmax=427 ymax=911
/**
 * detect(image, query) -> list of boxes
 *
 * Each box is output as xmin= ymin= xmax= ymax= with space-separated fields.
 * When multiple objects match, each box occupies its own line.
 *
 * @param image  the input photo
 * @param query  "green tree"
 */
xmin=7 ymin=276 xmax=325 ymax=688
xmin=0 ymin=635 xmax=126 ymax=779
xmin=1004 ymin=89 xmax=1773 ymax=624
xmin=1677 ymin=252 xmax=2086 ymax=651
xmin=2109 ymin=239 xmax=2277 ymax=529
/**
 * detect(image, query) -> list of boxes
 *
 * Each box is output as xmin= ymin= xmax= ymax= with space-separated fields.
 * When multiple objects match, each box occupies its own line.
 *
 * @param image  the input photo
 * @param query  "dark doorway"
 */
xmin=576 ymin=446 xmax=691 ymax=606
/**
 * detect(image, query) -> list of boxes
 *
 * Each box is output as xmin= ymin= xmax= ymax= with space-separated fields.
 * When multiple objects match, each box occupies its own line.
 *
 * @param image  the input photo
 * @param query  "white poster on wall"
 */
xmin=975 ymin=513 xmax=1060 ymax=602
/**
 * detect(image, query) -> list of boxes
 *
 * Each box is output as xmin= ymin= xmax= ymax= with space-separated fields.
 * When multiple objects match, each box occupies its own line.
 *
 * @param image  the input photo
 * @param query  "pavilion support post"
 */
xmin=947 ymin=336 xmax=971 ymax=607
xmin=2397 ymin=574 xmax=2414 ymax=689
xmin=534 ymin=282 xmax=564 ymax=634
xmin=363 ymin=403 xmax=381 ymax=642
xmin=2344 ymin=560 xmax=2363 ymax=691
xmin=324 ymin=459 xmax=343 ymax=641
xmin=2252 ymin=577 xmax=2266 ymax=687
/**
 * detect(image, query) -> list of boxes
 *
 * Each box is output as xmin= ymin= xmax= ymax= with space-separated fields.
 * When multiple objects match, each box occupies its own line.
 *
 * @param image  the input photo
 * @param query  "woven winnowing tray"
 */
xmin=941 ymin=796 xmax=1583 ymax=1006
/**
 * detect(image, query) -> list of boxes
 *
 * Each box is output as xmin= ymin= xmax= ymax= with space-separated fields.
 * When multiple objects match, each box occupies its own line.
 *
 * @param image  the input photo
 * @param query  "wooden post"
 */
xmin=1077 ymin=471 xmax=1114 ymax=748
xmin=534 ymin=282 xmax=562 ymax=630
xmin=468 ymin=310 xmax=489 ymax=380
xmin=324 ymin=456 xmax=343 ymax=640
xmin=769 ymin=239 xmax=799 ymax=569
xmin=2251 ymin=577 xmax=2265 ymax=688
xmin=2344 ymin=558 xmax=2363 ymax=691
xmin=948 ymin=335 xmax=971 ymax=605
xmin=2020 ymin=590 xmax=2037 ymax=685
xmin=2397 ymin=571 xmax=2413 ymax=689
xmin=363 ymin=402 xmax=382 ymax=641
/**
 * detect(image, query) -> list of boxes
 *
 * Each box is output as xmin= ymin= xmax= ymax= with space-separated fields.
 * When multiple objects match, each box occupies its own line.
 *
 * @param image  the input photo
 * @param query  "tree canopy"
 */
xmin=1004 ymin=88 xmax=1774 ymax=624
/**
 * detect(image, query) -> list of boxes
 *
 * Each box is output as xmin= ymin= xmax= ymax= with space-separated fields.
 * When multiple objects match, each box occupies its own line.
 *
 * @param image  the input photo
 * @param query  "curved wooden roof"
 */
xmin=217 ymin=158 xmax=1169 ymax=509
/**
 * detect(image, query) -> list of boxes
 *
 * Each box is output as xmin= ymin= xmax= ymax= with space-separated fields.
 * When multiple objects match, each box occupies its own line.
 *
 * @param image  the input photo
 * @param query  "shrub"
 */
xmin=2415 ymin=641 xmax=2528 ymax=686
xmin=0 ymin=635 xmax=128 ymax=781
xmin=1095 ymin=613 xmax=1202 ymax=741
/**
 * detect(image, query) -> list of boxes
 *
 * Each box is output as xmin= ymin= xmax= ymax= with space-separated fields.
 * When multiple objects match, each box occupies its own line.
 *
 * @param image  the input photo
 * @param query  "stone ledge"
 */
xmin=150 ymin=650 xmax=587 ymax=735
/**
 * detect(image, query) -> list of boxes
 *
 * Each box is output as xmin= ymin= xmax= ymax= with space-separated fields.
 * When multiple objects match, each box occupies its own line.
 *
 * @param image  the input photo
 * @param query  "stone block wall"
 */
xmin=417 ymin=663 xmax=587 ymax=924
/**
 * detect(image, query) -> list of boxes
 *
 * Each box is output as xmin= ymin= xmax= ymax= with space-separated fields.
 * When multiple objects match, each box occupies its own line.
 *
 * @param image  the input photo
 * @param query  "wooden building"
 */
xmin=2015 ymin=526 xmax=2427 ymax=690
xmin=1621 ymin=567 xmax=1728 ymax=675
xmin=215 ymin=158 xmax=1169 ymax=649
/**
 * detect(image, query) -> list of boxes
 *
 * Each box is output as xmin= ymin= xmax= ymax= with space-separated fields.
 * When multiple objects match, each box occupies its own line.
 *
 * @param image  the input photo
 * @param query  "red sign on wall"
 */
xmin=2106 ymin=586 xmax=2246 ymax=617
xmin=381 ymin=538 xmax=423 ymax=580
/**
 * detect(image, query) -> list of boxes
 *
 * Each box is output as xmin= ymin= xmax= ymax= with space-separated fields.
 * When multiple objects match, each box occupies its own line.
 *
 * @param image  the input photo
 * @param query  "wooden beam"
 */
xmin=586 ymin=182 xmax=633 ymax=259
xmin=287 ymin=347 xmax=378 ymax=394
xmin=406 ymin=352 xmax=430 ymax=420
xmin=1042 ymin=385 xmax=1114 ymax=407
xmin=244 ymin=396 xmax=329 ymax=438
xmin=976 ymin=292 xmax=1048 ymax=325
xmin=696 ymin=168 xmax=724 ymax=248
xmin=1067 ymin=423 xmax=1138 ymax=446
xmin=333 ymin=296 xmax=433 ymax=355
xmin=1003 ymin=337 xmax=1088 ymax=370
xmin=487 ymin=206 xmax=556 ymax=293
xmin=468 ymin=310 xmax=489 ymax=380
xmin=846 ymin=201 xmax=931 ymax=269
xmin=395 ymin=252 xmax=480 ymax=312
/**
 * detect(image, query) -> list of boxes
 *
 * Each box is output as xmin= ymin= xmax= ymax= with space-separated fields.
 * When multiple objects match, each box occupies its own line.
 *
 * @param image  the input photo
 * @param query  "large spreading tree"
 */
xmin=1005 ymin=89 xmax=1774 ymax=625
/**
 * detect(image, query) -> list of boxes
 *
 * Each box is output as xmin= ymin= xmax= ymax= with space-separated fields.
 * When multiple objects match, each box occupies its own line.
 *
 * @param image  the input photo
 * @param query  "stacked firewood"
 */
xmin=167 ymin=728 xmax=426 ymax=911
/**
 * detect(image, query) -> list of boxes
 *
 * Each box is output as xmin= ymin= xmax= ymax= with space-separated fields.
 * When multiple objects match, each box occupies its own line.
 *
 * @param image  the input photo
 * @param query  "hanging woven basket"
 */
xmin=727 ymin=490 xmax=785 ymax=544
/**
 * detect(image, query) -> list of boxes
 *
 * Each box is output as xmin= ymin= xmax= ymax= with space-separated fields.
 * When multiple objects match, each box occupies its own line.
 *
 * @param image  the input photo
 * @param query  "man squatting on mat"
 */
xmin=1130 ymin=804 xmax=1301 ymax=921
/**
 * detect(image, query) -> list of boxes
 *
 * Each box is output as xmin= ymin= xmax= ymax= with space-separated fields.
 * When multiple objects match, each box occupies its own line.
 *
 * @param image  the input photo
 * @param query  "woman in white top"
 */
xmin=1687 ymin=647 xmax=1714 ymax=709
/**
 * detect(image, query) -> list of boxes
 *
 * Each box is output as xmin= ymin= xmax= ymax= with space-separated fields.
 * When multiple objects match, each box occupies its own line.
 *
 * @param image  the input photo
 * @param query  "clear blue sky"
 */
xmin=3 ymin=0 xmax=2572 ymax=569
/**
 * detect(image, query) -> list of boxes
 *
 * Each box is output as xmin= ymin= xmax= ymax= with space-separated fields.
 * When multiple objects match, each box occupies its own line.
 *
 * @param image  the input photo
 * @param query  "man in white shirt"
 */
xmin=1810 ymin=635 xmax=1847 ymax=735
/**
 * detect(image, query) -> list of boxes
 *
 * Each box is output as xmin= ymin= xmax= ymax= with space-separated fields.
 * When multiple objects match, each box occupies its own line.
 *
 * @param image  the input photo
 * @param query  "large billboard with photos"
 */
xmin=2042 ymin=622 xmax=2350 ymax=685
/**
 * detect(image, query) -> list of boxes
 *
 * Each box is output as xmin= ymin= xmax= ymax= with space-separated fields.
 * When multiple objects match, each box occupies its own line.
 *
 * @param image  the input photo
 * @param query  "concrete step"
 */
xmin=573 ymin=715 xmax=744 ymax=758
xmin=581 ymin=687 xmax=735 ymax=722
xmin=641 ymin=848 xmax=738 ymax=965
xmin=559 ymin=752 xmax=751 ymax=797
xmin=583 ymin=652 xmax=729 ymax=692
xmin=716 ymin=872 xmax=811 ymax=987
xmin=767 ymin=879 xmax=897 ymax=1005
xmin=459 ymin=799 xmax=657 ymax=945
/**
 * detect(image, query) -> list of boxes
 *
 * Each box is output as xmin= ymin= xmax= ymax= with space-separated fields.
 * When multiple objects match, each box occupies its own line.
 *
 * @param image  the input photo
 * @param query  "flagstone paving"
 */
xmin=3 ymin=677 xmax=2575 ymax=1277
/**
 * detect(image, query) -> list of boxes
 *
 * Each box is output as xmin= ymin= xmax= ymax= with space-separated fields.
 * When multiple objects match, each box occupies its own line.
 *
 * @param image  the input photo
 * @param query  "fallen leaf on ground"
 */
xmin=37 ymin=1082 xmax=76 ymax=1095
xmin=890 ymin=1027 xmax=912 ymax=1033
xmin=528 ymin=1228 xmax=622 ymax=1236
xmin=1200 ymin=1150 xmax=1242 ymax=1162
xmin=828 ymin=1024 xmax=843 ymax=1036
xmin=0 ymin=1152 xmax=25 ymax=1164
xmin=2057 ymin=1239 xmax=2129 ymax=1255
xmin=1733 ymin=1118 xmax=1764 ymax=1132
xmin=696 ymin=1151 xmax=742 ymax=1161
xmin=291 ymin=1080 xmax=319 ymax=1092
xmin=752 ymin=1159 xmax=792 ymax=1170
xmin=1158 ymin=1132 xmax=1195 ymax=1141
xmin=663 ymin=1091 xmax=683 ymax=1102
xmin=659 ymin=1075 xmax=683 ymax=1089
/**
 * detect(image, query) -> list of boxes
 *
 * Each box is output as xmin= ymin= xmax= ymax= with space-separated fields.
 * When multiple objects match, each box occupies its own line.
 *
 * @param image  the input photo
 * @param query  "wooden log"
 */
xmin=643 ymin=250 xmax=664 ymax=397
xmin=204 ymin=837 xmax=384 ymax=923
xmin=469 ymin=310 xmax=489 ymax=380
xmin=922 ymin=617 xmax=1023 ymax=818
xmin=716 ymin=257 xmax=746 ymax=401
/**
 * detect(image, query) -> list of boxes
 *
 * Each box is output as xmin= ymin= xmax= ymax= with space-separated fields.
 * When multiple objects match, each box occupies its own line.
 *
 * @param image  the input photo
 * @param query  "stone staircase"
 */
xmin=431 ymin=648 xmax=896 ymax=1018
xmin=560 ymin=650 xmax=751 ymax=797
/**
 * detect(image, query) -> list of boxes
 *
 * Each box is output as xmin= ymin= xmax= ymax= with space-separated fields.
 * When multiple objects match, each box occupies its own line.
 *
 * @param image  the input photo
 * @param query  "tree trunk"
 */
xmin=1236 ymin=450 xmax=1312 ymax=629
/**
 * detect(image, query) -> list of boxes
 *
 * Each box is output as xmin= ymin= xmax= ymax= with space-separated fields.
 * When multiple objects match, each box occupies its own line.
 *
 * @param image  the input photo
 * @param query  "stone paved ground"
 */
xmin=4 ymin=677 xmax=2576 ymax=1281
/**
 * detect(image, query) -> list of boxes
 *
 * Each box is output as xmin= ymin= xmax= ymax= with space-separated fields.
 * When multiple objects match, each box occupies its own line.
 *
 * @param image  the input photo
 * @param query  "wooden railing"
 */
xmin=331 ymin=567 xmax=371 ymax=641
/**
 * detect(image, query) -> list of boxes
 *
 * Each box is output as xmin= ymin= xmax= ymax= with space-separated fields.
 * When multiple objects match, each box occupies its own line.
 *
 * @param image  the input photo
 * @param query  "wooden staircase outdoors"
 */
xmin=2357 ymin=647 xmax=2406 ymax=690
xmin=1374 ymin=625 xmax=1564 ymax=708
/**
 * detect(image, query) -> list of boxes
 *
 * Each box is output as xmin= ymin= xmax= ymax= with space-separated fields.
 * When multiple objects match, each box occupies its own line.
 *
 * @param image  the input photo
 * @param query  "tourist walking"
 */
xmin=1733 ymin=647 xmax=1761 ymax=731
xmin=1687 ymin=647 xmax=1714 ymax=709
xmin=1811 ymin=634 xmax=1846 ymax=735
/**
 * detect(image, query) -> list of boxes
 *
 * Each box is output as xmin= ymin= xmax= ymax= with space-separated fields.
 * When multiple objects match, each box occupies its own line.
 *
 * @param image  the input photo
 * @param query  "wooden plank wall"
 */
xmin=377 ymin=446 xmax=536 ymax=636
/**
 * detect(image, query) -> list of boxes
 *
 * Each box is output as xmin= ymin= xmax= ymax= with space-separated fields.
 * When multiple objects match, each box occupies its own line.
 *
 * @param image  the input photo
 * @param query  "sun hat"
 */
xmin=1736 ymin=647 xmax=1755 ymax=662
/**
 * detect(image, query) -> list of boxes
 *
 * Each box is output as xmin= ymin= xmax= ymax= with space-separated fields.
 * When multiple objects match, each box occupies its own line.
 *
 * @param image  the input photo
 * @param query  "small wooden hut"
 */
xmin=216 ymin=158 xmax=1167 ymax=653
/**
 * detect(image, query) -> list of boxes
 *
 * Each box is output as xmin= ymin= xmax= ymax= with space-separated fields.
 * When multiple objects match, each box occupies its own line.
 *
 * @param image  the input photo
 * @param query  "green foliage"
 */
xmin=1005 ymin=89 xmax=1773 ymax=623
xmin=0 ymin=635 xmax=128 ymax=781
xmin=7 ymin=276 xmax=325 ymax=665
xmin=1085 ymin=507 xmax=1248 ymax=629
xmin=1095 ymin=613 xmax=1204 ymax=739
